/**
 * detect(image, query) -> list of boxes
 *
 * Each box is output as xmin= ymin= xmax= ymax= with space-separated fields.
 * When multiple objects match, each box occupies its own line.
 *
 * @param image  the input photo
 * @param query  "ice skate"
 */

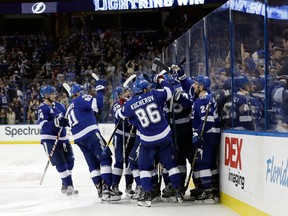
xmin=112 ymin=184 xmax=123 ymax=196
xmin=125 ymin=184 xmax=135 ymax=197
xmin=131 ymin=186 xmax=143 ymax=201
xmin=189 ymin=187 xmax=203 ymax=201
xmin=66 ymin=185 xmax=79 ymax=198
xmin=162 ymin=185 xmax=176 ymax=202
xmin=102 ymin=184 xmax=121 ymax=201
xmin=175 ymin=188 xmax=184 ymax=203
xmin=151 ymin=185 xmax=161 ymax=201
xmin=95 ymin=182 xmax=102 ymax=198
xmin=61 ymin=185 xmax=67 ymax=194
xmin=212 ymin=186 xmax=220 ymax=203
xmin=137 ymin=191 xmax=152 ymax=207
xmin=194 ymin=188 xmax=215 ymax=204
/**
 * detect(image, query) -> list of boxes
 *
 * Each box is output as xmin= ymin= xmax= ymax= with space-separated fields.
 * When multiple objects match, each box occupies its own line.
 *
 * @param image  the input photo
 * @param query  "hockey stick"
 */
xmin=123 ymin=74 xmax=136 ymax=88
xmin=91 ymin=72 xmax=99 ymax=81
xmin=184 ymin=94 xmax=213 ymax=191
xmin=39 ymin=83 xmax=71 ymax=185
xmin=122 ymin=120 xmax=126 ymax=169
xmin=153 ymin=57 xmax=187 ymax=74
xmin=99 ymin=119 xmax=123 ymax=159
xmin=179 ymin=57 xmax=186 ymax=66
xmin=153 ymin=59 xmax=170 ymax=73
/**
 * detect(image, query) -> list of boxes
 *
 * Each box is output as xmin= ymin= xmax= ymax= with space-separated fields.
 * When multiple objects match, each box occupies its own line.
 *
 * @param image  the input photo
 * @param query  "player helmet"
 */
xmin=40 ymin=85 xmax=56 ymax=98
xmin=235 ymin=75 xmax=249 ymax=90
xmin=132 ymin=78 xmax=150 ymax=95
xmin=115 ymin=86 xmax=123 ymax=96
xmin=195 ymin=75 xmax=211 ymax=90
xmin=70 ymin=84 xmax=84 ymax=96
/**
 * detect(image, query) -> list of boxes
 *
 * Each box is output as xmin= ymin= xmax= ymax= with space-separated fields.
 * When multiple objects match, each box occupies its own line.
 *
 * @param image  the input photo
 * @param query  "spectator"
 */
xmin=125 ymin=60 xmax=135 ymax=76
xmin=0 ymin=108 xmax=7 ymax=124
xmin=26 ymin=107 xmax=36 ymax=124
xmin=11 ymin=97 xmax=22 ymax=124
xmin=6 ymin=106 xmax=16 ymax=124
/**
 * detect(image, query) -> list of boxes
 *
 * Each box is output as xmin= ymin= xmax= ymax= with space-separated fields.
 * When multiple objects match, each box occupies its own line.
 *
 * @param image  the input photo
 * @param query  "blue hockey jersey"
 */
xmin=172 ymin=91 xmax=192 ymax=127
xmin=37 ymin=102 xmax=68 ymax=142
xmin=117 ymin=81 xmax=174 ymax=145
xmin=67 ymin=93 xmax=104 ymax=143
xmin=192 ymin=92 xmax=221 ymax=136
xmin=112 ymin=101 xmax=134 ymax=137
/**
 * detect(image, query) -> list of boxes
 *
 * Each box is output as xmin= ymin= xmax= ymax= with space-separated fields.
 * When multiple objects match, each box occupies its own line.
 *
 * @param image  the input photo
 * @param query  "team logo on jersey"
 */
xmin=32 ymin=2 xmax=46 ymax=14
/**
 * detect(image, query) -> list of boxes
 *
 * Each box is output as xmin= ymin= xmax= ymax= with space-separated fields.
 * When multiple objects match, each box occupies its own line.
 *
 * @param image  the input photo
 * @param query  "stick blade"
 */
xmin=153 ymin=59 xmax=170 ymax=73
xmin=92 ymin=72 xmax=99 ymax=81
xmin=63 ymin=83 xmax=71 ymax=97
xmin=179 ymin=57 xmax=186 ymax=66
xmin=123 ymin=74 xmax=136 ymax=88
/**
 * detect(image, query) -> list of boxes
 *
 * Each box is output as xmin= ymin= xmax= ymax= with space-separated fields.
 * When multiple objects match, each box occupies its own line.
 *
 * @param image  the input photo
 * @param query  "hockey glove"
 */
xmin=95 ymin=79 xmax=106 ymax=92
xmin=152 ymin=74 xmax=164 ymax=84
xmin=175 ymin=65 xmax=186 ymax=80
xmin=192 ymin=132 xmax=203 ymax=148
xmin=54 ymin=114 xmax=69 ymax=128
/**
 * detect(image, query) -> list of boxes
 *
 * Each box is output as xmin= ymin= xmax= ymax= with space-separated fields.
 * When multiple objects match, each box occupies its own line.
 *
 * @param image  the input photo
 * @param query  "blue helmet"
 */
xmin=235 ymin=75 xmax=249 ymax=90
xmin=115 ymin=86 xmax=123 ymax=96
xmin=70 ymin=84 xmax=84 ymax=96
xmin=40 ymin=85 xmax=56 ymax=98
xmin=196 ymin=75 xmax=211 ymax=90
xmin=132 ymin=78 xmax=150 ymax=95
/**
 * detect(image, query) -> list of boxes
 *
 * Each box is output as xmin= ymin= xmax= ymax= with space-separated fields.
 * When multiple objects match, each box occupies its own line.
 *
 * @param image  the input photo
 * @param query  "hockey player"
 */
xmin=66 ymin=81 xmax=120 ymax=201
xmin=162 ymin=78 xmax=195 ymax=200
xmin=174 ymin=67 xmax=220 ymax=203
xmin=37 ymin=85 xmax=78 ymax=197
xmin=111 ymin=86 xmax=135 ymax=197
xmin=190 ymin=75 xmax=221 ymax=203
xmin=116 ymin=76 xmax=184 ymax=207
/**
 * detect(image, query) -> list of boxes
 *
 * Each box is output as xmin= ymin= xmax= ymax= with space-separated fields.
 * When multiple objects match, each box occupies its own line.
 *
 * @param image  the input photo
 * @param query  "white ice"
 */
xmin=0 ymin=144 xmax=239 ymax=216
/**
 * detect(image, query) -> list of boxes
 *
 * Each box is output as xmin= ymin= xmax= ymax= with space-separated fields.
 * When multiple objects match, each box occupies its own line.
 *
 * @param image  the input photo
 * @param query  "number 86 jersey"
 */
xmin=117 ymin=81 xmax=174 ymax=146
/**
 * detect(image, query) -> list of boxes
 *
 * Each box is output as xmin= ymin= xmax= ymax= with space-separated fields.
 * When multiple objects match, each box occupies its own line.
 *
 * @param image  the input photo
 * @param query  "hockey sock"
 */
xmin=56 ymin=163 xmax=73 ymax=186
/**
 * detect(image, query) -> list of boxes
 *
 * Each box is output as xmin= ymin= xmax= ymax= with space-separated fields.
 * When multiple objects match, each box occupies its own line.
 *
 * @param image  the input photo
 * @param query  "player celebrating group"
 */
xmin=116 ymin=74 xmax=184 ymax=207
xmin=38 ymin=62 xmax=221 ymax=206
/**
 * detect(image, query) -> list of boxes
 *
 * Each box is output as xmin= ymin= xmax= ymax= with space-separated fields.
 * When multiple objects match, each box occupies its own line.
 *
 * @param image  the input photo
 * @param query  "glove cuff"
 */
xmin=95 ymin=85 xmax=105 ymax=92
xmin=158 ymin=78 xmax=164 ymax=84
xmin=178 ymin=73 xmax=186 ymax=81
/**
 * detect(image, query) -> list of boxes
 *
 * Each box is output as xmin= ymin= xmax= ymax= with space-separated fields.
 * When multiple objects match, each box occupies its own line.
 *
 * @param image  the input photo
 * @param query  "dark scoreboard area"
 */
xmin=0 ymin=0 xmax=226 ymax=14
xmin=0 ymin=0 xmax=226 ymax=35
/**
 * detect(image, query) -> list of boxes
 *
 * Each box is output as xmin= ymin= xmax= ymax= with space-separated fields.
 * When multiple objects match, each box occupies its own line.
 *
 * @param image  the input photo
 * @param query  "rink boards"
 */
xmin=1 ymin=124 xmax=288 ymax=215
xmin=0 ymin=124 xmax=114 ymax=144
xmin=220 ymin=130 xmax=288 ymax=216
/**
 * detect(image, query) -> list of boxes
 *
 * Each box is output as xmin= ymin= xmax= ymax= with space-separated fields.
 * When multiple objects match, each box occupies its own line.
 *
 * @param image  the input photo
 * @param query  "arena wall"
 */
xmin=0 ymin=124 xmax=115 ymax=144
xmin=220 ymin=130 xmax=288 ymax=215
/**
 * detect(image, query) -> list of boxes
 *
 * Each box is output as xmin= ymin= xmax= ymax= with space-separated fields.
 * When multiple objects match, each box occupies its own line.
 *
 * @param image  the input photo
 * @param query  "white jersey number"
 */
xmin=135 ymin=103 xmax=161 ymax=128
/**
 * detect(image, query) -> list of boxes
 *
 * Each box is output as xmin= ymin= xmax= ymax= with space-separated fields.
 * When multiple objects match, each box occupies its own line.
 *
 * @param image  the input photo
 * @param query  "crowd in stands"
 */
xmin=1 ymin=10 xmax=287 ymax=132
xmin=0 ymin=12 xmax=193 ymax=124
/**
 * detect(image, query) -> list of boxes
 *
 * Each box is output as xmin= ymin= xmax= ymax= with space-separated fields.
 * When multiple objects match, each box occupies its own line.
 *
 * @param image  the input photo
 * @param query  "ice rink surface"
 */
xmin=0 ymin=144 xmax=239 ymax=216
